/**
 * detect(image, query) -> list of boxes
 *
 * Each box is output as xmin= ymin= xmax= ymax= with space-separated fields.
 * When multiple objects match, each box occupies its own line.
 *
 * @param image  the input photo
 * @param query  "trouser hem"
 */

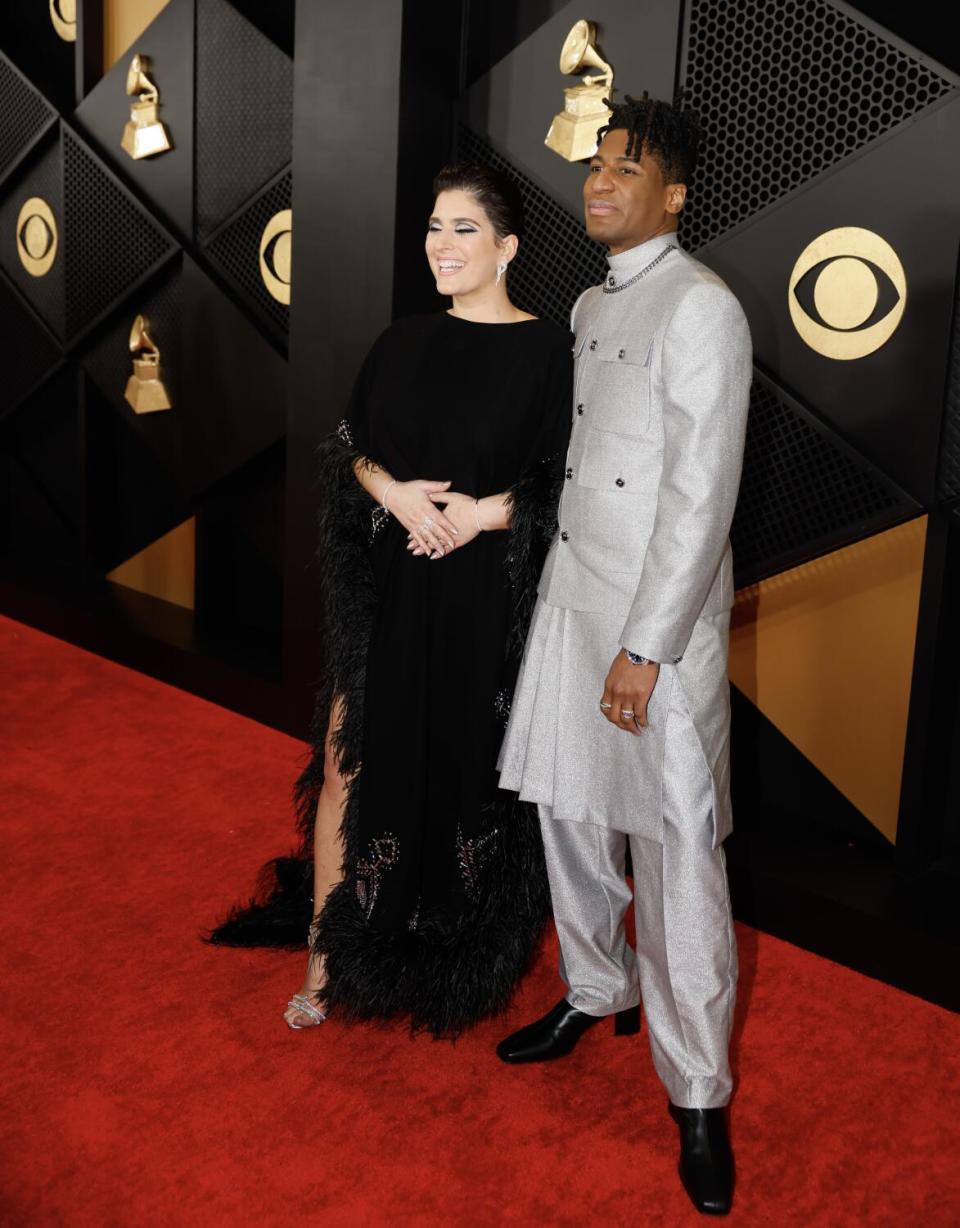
xmin=565 ymin=991 xmax=642 ymax=1018
xmin=662 ymin=1075 xmax=733 ymax=1110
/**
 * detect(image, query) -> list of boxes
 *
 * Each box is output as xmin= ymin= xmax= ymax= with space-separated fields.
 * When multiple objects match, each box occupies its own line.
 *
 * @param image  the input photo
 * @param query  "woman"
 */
xmin=211 ymin=162 xmax=572 ymax=1037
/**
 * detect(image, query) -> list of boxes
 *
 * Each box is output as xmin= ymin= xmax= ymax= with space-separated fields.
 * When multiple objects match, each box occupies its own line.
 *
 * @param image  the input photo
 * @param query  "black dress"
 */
xmin=211 ymin=312 xmax=572 ymax=1036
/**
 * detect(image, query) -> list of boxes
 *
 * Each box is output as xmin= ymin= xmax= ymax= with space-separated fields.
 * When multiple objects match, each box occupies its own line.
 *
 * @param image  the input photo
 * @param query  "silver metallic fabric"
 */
xmin=498 ymin=600 xmax=733 ymax=845
xmin=539 ymin=675 xmax=737 ymax=1109
xmin=499 ymin=232 xmax=751 ymax=847
xmin=498 ymin=232 xmax=750 ymax=1108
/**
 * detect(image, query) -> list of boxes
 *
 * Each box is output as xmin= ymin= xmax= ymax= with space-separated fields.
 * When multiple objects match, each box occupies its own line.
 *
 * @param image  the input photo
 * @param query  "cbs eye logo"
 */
xmin=788 ymin=227 xmax=906 ymax=361
xmin=16 ymin=198 xmax=59 ymax=278
xmin=49 ymin=0 xmax=76 ymax=42
xmin=259 ymin=209 xmax=292 ymax=305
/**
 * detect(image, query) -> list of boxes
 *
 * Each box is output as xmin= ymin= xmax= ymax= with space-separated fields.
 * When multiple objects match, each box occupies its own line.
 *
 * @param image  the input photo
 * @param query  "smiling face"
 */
xmin=425 ymin=189 xmax=517 ymax=296
xmin=583 ymin=127 xmax=687 ymax=254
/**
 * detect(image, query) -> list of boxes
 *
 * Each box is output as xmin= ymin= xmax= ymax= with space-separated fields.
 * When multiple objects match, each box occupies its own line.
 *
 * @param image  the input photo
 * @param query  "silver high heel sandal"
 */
xmin=285 ymin=993 xmax=326 ymax=1029
xmin=284 ymin=920 xmax=327 ymax=1030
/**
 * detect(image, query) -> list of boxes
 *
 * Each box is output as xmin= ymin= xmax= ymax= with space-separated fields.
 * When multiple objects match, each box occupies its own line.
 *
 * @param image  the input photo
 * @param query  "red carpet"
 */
xmin=1 ymin=613 xmax=958 ymax=1227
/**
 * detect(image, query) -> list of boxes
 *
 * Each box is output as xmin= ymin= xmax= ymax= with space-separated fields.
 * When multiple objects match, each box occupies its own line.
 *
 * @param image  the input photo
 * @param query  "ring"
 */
xmin=599 ymin=701 xmax=612 ymax=710
xmin=620 ymin=709 xmax=635 ymax=718
xmin=422 ymin=516 xmax=435 ymax=529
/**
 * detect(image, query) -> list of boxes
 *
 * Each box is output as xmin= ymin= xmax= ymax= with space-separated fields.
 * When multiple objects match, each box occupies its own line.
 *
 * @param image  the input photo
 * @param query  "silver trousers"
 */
xmin=539 ymin=688 xmax=738 ymax=1108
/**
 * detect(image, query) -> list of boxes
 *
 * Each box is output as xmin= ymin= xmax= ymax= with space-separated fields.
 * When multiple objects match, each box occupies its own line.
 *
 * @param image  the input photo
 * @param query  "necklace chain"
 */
xmin=602 ymin=243 xmax=677 ymax=294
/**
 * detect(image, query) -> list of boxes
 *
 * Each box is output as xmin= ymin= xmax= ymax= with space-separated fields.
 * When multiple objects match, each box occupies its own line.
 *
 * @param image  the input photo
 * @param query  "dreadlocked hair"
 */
xmin=597 ymin=90 xmax=703 ymax=185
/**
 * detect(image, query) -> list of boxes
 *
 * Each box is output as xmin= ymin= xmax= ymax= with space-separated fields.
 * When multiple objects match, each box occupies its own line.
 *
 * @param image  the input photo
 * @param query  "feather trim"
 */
xmin=208 ymin=432 xmax=561 ymax=1037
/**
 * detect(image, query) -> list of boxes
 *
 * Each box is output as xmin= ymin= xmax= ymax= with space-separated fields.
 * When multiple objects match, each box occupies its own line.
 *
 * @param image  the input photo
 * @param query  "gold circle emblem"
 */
xmin=49 ymin=0 xmax=77 ymax=42
xmin=16 ymin=197 xmax=59 ymax=277
xmin=788 ymin=227 xmax=906 ymax=360
xmin=259 ymin=209 xmax=292 ymax=305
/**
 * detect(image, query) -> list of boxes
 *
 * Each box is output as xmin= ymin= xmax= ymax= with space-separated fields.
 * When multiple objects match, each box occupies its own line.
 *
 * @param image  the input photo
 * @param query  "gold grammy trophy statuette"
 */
xmin=121 ymin=54 xmax=172 ymax=161
xmin=125 ymin=315 xmax=172 ymax=414
xmin=545 ymin=20 xmax=614 ymax=162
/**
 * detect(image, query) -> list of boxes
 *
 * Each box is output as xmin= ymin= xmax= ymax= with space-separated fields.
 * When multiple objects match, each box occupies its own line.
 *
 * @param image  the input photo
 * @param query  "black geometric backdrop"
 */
xmin=1 ymin=0 xmax=957 ymax=1014
xmin=679 ymin=0 xmax=955 ymax=251
xmin=2 ymin=0 xmax=959 ymax=716
xmin=0 ymin=55 xmax=54 ymax=181
xmin=939 ymin=270 xmax=960 ymax=503
xmin=0 ymin=0 xmax=293 ymax=680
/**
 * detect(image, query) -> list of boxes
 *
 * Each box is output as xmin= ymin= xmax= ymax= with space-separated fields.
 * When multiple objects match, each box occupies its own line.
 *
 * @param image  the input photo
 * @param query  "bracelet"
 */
xmin=474 ymin=498 xmax=484 ymax=532
xmin=381 ymin=479 xmax=398 ymax=512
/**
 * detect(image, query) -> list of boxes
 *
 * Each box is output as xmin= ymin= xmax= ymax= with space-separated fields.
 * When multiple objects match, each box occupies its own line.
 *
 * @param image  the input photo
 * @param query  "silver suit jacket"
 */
xmin=538 ymin=231 xmax=752 ymax=844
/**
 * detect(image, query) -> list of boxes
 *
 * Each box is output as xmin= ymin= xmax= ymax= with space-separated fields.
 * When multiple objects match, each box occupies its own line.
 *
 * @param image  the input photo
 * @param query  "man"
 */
xmin=497 ymin=92 xmax=752 ymax=1217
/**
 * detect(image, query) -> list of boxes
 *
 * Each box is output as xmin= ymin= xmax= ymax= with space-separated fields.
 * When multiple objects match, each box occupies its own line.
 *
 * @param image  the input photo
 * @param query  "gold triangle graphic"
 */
xmin=729 ymin=517 xmax=927 ymax=843
xmin=103 ymin=0 xmax=172 ymax=70
xmin=107 ymin=516 xmax=195 ymax=611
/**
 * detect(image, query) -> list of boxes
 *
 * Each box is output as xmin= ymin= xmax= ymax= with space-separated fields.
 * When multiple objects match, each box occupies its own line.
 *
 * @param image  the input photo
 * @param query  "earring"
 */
xmin=495 ymin=261 xmax=507 ymax=286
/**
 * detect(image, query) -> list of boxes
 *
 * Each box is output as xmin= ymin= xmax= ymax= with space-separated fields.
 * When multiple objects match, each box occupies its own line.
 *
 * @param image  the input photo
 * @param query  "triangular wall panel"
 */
xmin=107 ymin=516 xmax=196 ymax=610
xmin=729 ymin=516 xmax=928 ymax=842
xmin=0 ymin=131 xmax=65 ymax=338
xmin=62 ymin=126 xmax=178 ymax=340
xmin=201 ymin=168 xmax=291 ymax=344
xmin=0 ymin=51 xmax=56 ymax=185
xmin=680 ymin=0 xmax=957 ymax=250
xmin=700 ymin=94 xmax=960 ymax=505
xmin=76 ymin=0 xmax=195 ymax=238
xmin=195 ymin=0 xmax=292 ymax=239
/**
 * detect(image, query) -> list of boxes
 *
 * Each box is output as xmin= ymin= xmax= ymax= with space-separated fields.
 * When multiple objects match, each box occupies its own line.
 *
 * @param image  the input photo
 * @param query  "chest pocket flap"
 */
xmin=585 ymin=337 xmax=654 ymax=437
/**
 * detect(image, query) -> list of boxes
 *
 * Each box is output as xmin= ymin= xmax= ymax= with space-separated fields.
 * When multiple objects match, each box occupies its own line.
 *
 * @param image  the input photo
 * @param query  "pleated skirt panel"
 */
xmin=497 ymin=598 xmax=677 ymax=842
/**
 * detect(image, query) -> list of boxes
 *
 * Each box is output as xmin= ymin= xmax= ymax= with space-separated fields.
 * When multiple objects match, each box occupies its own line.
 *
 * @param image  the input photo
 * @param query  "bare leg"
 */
xmin=283 ymin=697 xmax=349 ymax=1028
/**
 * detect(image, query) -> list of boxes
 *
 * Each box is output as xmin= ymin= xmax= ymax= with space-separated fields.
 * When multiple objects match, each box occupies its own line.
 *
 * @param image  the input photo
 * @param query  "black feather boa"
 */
xmin=209 ymin=430 xmax=563 ymax=1037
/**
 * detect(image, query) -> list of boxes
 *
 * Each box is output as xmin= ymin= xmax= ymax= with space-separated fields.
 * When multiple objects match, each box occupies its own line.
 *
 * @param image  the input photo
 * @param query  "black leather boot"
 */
xmin=668 ymin=1103 xmax=734 ymax=1216
xmin=496 ymin=999 xmax=640 ymax=1064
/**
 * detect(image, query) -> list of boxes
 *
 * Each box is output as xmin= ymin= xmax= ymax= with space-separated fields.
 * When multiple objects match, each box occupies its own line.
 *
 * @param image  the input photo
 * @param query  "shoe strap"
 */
xmin=288 ymin=994 xmax=326 ymax=1024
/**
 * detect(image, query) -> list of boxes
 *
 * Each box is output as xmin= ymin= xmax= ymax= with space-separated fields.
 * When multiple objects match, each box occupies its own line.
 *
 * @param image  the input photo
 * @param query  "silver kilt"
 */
xmin=498 ymin=597 xmax=731 ymax=846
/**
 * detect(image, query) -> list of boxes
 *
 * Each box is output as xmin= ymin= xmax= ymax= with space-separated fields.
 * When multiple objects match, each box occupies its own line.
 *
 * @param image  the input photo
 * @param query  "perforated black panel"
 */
xmin=62 ymin=129 xmax=176 ymax=340
xmin=937 ymin=271 xmax=960 ymax=504
xmin=202 ymin=169 xmax=292 ymax=339
xmin=0 ymin=133 xmax=65 ymax=337
xmin=680 ymin=0 xmax=956 ymax=251
xmin=0 ymin=53 xmax=54 ymax=182
xmin=457 ymin=127 xmax=604 ymax=328
xmin=195 ymin=0 xmax=293 ymax=239
xmin=731 ymin=371 xmax=917 ymax=584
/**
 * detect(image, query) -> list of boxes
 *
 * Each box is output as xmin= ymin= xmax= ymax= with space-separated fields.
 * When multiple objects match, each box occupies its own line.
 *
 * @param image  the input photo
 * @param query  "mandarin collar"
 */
xmin=603 ymin=231 xmax=679 ymax=289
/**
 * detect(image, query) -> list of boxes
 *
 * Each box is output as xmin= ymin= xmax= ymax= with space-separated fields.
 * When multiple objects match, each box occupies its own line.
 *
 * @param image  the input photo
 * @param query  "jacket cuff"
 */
xmin=620 ymin=629 xmax=685 ymax=666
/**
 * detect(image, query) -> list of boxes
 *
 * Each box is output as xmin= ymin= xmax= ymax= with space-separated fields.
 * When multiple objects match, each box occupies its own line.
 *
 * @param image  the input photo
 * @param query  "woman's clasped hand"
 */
xmin=381 ymin=478 xmax=460 ymax=556
xmin=402 ymin=487 xmax=485 ymax=558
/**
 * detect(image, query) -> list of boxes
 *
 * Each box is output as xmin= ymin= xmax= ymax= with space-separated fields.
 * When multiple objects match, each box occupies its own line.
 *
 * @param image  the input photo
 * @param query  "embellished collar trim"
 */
xmin=603 ymin=231 xmax=679 ymax=292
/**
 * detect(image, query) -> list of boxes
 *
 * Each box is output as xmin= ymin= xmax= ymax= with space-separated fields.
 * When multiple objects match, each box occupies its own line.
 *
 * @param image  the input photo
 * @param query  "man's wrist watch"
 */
xmin=623 ymin=648 xmax=652 ymax=666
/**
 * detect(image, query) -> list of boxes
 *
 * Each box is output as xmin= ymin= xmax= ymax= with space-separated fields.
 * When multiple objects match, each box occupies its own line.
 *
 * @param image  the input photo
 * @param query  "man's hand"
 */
xmin=600 ymin=651 xmax=660 ymax=735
